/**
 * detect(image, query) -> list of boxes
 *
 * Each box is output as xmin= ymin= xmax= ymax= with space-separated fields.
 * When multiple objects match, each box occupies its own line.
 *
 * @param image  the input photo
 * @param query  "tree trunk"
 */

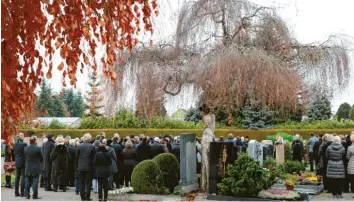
xmin=200 ymin=112 xmax=215 ymax=192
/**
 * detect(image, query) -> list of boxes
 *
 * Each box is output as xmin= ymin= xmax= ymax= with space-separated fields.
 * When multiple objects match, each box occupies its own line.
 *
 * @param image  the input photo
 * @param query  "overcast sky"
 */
xmin=46 ymin=0 xmax=354 ymax=113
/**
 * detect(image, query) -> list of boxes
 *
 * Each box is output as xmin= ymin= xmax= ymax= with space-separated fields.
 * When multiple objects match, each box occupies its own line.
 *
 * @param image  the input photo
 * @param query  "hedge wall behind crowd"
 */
xmin=20 ymin=128 xmax=354 ymax=141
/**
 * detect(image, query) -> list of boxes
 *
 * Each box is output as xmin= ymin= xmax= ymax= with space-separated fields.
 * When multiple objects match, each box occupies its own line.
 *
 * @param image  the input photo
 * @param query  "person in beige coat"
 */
xmin=275 ymin=136 xmax=285 ymax=165
xmin=346 ymin=134 xmax=354 ymax=197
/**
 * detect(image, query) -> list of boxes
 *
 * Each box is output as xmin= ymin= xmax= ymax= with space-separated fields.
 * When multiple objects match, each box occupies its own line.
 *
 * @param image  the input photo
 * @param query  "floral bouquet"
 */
xmin=284 ymin=180 xmax=296 ymax=190
xmin=108 ymin=187 xmax=134 ymax=195
xmin=258 ymin=189 xmax=300 ymax=200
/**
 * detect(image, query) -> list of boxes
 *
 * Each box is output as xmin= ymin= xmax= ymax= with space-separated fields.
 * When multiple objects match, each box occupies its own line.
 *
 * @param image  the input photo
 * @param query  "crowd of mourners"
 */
xmin=2 ymin=131 xmax=354 ymax=200
xmin=1 ymin=132 xmax=192 ymax=201
xmin=290 ymin=132 xmax=354 ymax=199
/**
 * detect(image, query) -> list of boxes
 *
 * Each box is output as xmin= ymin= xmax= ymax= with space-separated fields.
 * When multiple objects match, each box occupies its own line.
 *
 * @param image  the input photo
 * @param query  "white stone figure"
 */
xmin=201 ymin=106 xmax=215 ymax=192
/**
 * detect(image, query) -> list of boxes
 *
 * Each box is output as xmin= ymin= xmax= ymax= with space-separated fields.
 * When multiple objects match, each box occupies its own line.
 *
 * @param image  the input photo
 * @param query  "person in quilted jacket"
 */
xmin=326 ymin=136 xmax=346 ymax=198
xmin=346 ymin=133 xmax=354 ymax=198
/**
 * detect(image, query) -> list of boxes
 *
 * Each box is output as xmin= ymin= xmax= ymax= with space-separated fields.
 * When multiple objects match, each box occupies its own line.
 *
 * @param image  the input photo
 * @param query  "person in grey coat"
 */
xmin=326 ymin=136 xmax=346 ymax=198
xmin=77 ymin=133 xmax=96 ymax=201
xmin=14 ymin=133 xmax=27 ymax=197
xmin=103 ymin=139 xmax=117 ymax=190
xmin=346 ymin=134 xmax=354 ymax=197
xmin=24 ymin=136 xmax=43 ymax=199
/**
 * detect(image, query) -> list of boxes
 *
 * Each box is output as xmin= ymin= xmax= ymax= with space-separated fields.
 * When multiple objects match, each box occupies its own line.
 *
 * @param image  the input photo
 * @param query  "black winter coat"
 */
xmin=171 ymin=144 xmax=180 ymax=163
xmin=68 ymin=145 xmax=78 ymax=178
xmin=24 ymin=145 xmax=43 ymax=176
xmin=150 ymin=142 xmax=165 ymax=158
xmin=14 ymin=141 xmax=27 ymax=168
xmin=136 ymin=143 xmax=152 ymax=162
xmin=50 ymin=145 xmax=70 ymax=185
xmin=76 ymin=142 xmax=96 ymax=171
xmin=112 ymin=143 xmax=124 ymax=169
xmin=42 ymin=139 xmax=55 ymax=178
xmin=122 ymin=147 xmax=138 ymax=169
xmin=92 ymin=148 xmax=112 ymax=178
xmin=292 ymin=140 xmax=303 ymax=162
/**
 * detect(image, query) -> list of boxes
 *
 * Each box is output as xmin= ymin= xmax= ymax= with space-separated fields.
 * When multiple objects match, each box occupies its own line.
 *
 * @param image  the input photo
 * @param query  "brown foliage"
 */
xmin=1 ymin=0 xmax=157 ymax=143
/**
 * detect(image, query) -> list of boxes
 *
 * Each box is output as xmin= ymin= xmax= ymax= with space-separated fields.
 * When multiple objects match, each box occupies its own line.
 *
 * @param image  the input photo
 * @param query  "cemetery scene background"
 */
xmin=2 ymin=0 xmax=354 ymax=201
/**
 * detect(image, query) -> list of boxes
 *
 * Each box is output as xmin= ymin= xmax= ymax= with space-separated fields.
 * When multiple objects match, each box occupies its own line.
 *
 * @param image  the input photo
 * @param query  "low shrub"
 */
xmin=284 ymin=160 xmax=305 ymax=174
xmin=217 ymin=154 xmax=271 ymax=197
xmin=153 ymin=153 xmax=180 ymax=192
xmin=274 ymin=119 xmax=354 ymax=129
xmin=284 ymin=141 xmax=292 ymax=161
xmin=131 ymin=160 xmax=164 ymax=194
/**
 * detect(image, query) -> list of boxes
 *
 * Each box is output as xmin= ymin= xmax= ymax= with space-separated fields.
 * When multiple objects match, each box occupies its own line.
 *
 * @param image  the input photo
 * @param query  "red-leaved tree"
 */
xmin=1 ymin=0 xmax=157 ymax=143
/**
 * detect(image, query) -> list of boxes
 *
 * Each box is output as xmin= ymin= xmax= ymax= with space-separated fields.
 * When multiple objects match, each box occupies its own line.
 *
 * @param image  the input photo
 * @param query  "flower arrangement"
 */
xmin=284 ymin=179 xmax=296 ymax=190
xmin=258 ymin=189 xmax=300 ymax=200
xmin=108 ymin=187 xmax=134 ymax=195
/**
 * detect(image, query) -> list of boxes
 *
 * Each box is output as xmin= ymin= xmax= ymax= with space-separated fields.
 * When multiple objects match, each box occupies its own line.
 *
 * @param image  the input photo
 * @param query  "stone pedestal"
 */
xmin=179 ymin=133 xmax=199 ymax=193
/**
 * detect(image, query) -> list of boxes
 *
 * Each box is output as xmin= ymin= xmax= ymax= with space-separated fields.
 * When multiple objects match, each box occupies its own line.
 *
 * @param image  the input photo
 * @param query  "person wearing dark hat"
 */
xmin=42 ymin=133 xmax=55 ymax=191
xmin=24 ymin=136 xmax=43 ymax=199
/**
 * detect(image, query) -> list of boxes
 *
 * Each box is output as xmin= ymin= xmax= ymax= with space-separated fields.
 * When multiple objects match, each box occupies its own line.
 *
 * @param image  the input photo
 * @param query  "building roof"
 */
xmin=34 ymin=117 xmax=81 ymax=127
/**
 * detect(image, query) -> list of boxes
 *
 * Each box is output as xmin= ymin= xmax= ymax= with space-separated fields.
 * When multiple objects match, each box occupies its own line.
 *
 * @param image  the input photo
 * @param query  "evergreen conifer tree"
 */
xmin=336 ymin=102 xmax=352 ymax=120
xmin=51 ymin=95 xmax=65 ymax=117
xmin=241 ymin=106 xmax=273 ymax=129
xmin=36 ymin=79 xmax=55 ymax=116
xmin=307 ymin=97 xmax=331 ymax=121
xmin=85 ymin=74 xmax=103 ymax=117
xmin=72 ymin=91 xmax=85 ymax=117
xmin=349 ymin=105 xmax=354 ymax=121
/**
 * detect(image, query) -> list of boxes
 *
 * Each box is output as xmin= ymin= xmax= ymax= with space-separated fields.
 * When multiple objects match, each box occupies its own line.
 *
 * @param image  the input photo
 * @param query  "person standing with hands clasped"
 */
xmin=24 ymin=136 xmax=43 ymax=199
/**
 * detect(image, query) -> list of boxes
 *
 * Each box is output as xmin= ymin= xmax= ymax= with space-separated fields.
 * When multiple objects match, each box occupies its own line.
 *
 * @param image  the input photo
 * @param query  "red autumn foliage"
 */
xmin=1 ymin=0 xmax=157 ymax=143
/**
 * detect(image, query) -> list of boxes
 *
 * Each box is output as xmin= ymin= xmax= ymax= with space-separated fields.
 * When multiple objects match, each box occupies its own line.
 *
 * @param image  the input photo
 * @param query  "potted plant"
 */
xmin=284 ymin=180 xmax=296 ymax=190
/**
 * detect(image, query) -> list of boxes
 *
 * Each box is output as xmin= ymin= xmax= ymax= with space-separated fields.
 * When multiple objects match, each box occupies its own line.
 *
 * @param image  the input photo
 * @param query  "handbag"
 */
xmin=4 ymin=161 xmax=16 ymax=172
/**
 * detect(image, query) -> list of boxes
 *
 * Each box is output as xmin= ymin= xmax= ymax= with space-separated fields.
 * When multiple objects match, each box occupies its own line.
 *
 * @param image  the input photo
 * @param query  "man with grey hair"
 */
xmin=14 ymin=133 xmax=28 ymax=197
xmin=24 ymin=136 xmax=43 ymax=199
xmin=151 ymin=137 xmax=165 ymax=158
xmin=77 ymin=133 xmax=96 ymax=201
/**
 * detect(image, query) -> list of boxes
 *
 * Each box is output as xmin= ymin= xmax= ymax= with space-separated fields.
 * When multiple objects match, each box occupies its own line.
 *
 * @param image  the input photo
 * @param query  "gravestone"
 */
xmin=208 ymin=141 xmax=237 ymax=195
xmin=247 ymin=140 xmax=264 ymax=166
xmin=179 ymin=133 xmax=198 ymax=193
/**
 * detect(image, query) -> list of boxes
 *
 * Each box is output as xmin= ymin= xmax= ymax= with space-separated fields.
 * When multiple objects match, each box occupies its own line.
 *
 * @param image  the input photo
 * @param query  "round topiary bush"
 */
xmin=153 ymin=153 xmax=180 ymax=192
xmin=131 ymin=160 xmax=164 ymax=194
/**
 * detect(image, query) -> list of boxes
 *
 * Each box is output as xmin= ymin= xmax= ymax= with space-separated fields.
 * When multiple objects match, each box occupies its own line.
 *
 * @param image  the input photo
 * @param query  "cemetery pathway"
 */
xmin=311 ymin=192 xmax=354 ymax=201
xmin=1 ymin=186 xmax=82 ymax=201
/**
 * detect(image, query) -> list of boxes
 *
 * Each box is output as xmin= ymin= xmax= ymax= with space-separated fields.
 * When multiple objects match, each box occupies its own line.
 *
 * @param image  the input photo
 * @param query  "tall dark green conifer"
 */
xmin=52 ymin=95 xmax=65 ymax=117
xmin=36 ymin=79 xmax=55 ymax=116
xmin=336 ymin=102 xmax=352 ymax=120
xmin=72 ymin=91 xmax=85 ymax=117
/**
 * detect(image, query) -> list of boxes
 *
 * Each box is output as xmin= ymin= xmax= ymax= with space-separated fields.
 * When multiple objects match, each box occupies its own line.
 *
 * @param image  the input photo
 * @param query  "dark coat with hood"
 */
xmin=93 ymin=147 xmax=112 ymax=178
xmin=326 ymin=143 xmax=346 ymax=179
xmin=50 ymin=144 xmax=70 ymax=185
xmin=68 ymin=145 xmax=78 ymax=178
xmin=106 ymin=146 xmax=118 ymax=173
xmin=112 ymin=142 xmax=124 ymax=169
xmin=292 ymin=140 xmax=303 ymax=162
xmin=42 ymin=138 xmax=55 ymax=178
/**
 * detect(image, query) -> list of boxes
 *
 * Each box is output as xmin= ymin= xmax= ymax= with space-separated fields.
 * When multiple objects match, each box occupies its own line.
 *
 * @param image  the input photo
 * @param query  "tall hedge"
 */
xmin=131 ymin=160 xmax=164 ymax=194
xmin=20 ymin=128 xmax=354 ymax=141
xmin=153 ymin=153 xmax=180 ymax=192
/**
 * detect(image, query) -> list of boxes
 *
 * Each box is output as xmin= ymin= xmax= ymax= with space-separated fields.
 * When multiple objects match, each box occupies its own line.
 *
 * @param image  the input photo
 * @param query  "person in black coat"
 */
xmin=68 ymin=139 xmax=76 ymax=188
xmin=171 ymin=139 xmax=181 ymax=163
xmin=24 ymin=136 xmax=43 ymax=199
xmin=292 ymin=139 xmax=303 ymax=162
xmin=122 ymin=140 xmax=138 ymax=187
xmin=50 ymin=137 xmax=70 ymax=192
xmin=76 ymin=133 xmax=96 ymax=201
xmin=42 ymin=133 xmax=55 ymax=191
xmin=14 ymin=133 xmax=27 ymax=197
xmin=68 ymin=139 xmax=79 ymax=195
xmin=136 ymin=137 xmax=152 ymax=162
xmin=92 ymin=143 xmax=112 ymax=201
xmin=112 ymin=136 xmax=124 ymax=188
xmin=150 ymin=137 xmax=165 ymax=158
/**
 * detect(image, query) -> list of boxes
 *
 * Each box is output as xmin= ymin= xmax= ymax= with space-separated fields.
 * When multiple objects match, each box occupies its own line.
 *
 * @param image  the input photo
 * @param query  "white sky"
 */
xmin=46 ymin=0 xmax=354 ymax=113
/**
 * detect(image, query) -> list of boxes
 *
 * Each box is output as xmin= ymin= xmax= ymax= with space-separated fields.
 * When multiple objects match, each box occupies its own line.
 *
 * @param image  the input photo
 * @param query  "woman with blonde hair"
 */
xmin=50 ymin=136 xmax=70 ymax=192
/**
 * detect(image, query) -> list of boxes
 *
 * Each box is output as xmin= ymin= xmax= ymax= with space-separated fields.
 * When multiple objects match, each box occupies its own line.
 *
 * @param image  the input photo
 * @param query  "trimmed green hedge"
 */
xmin=131 ymin=160 xmax=164 ymax=194
xmin=20 ymin=128 xmax=354 ymax=141
xmin=153 ymin=153 xmax=180 ymax=192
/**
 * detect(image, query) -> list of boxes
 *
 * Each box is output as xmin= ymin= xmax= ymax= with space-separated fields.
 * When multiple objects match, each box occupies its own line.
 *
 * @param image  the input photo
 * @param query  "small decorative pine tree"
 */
xmin=85 ymin=74 xmax=104 ymax=118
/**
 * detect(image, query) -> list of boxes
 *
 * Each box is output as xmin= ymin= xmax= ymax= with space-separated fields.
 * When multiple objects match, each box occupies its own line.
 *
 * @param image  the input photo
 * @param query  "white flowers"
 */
xmin=109 ymin=187 xmax=134 ymax=195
